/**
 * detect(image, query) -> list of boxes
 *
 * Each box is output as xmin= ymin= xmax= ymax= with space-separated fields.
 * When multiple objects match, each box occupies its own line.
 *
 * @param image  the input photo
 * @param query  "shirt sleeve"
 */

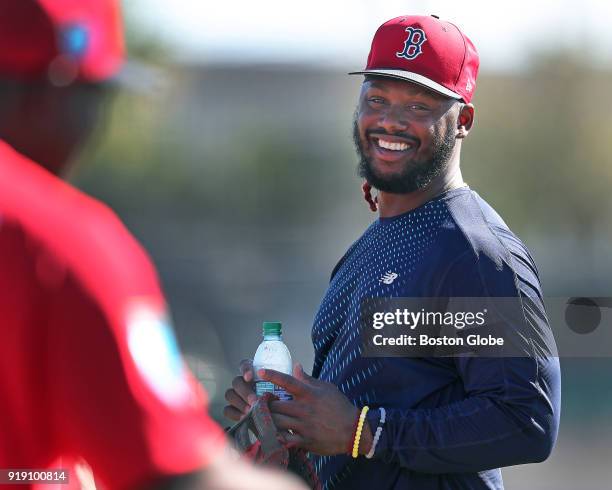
xmin=44 ymin=210 xmax=226 ymax=490
xmin=368 ymin=250 xmax=561 ymax=473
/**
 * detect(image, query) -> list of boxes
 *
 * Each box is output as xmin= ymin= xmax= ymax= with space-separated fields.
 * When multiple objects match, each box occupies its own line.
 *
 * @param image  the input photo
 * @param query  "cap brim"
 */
xmin=348 ymin=69 xmax=462 ymax=100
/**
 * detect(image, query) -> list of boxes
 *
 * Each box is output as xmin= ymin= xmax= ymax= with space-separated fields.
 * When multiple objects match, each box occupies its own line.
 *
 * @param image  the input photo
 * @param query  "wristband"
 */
xmin=351 ymin=406 xmax=369 ymax=458
xmin=347 ymin=411 xmax=360 ymax=454
xmin=365 ymin=407 xmax=386 ymax=459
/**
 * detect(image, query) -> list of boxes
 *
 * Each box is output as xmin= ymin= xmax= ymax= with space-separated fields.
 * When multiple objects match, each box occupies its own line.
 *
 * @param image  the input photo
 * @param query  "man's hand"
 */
xmin=259 ymin=364 xmax=365 ymax=456
xmin=223 ymin=359 xmax=257 ymax=422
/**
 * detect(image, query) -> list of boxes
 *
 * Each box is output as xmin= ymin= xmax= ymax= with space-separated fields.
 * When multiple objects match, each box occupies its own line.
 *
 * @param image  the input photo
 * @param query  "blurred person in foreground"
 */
xmin=224 ymin=15 xmax=561 ymax=489
xmin=0 ymin=1 xmax=305 ymax=489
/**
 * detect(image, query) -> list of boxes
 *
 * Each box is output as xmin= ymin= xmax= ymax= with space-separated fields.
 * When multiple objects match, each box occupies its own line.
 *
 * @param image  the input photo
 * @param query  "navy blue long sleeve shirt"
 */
xmin=311 ymin=187 xmax=561 ymax=490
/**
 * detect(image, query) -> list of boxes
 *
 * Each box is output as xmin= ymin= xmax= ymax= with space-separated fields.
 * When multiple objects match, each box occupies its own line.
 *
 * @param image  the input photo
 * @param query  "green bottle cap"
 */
xmin=262 ymin=321 xmax=282 ymax=336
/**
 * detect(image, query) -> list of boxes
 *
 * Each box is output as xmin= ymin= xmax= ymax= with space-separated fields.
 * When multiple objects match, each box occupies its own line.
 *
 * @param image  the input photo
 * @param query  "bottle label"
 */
xmin=255 ymin=381 xmax=292 ymax=401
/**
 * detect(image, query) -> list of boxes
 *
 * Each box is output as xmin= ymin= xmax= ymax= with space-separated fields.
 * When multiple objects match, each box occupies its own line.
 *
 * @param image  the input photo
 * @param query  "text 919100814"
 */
xmin=0 ymin=469 xmax=69 ymax=484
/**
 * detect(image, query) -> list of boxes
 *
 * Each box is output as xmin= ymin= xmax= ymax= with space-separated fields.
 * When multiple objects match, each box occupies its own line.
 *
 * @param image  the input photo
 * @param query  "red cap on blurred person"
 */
xmin=0 ymin=0 xmax=124 ymax=85
xmin=349 ymin=15 xmax=479 ymax=103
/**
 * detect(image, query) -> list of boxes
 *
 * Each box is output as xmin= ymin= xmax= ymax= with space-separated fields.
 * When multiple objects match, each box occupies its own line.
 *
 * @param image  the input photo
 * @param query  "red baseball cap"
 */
xmin=0 ymin=0 xmax=124 ymax=84
xmin=349 ymin=15 xmax=479 ymax=103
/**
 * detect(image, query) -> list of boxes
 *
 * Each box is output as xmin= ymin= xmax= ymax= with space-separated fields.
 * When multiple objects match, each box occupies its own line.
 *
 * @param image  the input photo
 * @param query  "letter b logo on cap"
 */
xmin=396 ymin=27 xmax=427 ymax=60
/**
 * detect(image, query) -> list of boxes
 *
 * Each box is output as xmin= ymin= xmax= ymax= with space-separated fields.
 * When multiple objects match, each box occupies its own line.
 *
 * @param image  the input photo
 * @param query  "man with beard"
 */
xmin=224 ymin=15 xmax=561 ymax=489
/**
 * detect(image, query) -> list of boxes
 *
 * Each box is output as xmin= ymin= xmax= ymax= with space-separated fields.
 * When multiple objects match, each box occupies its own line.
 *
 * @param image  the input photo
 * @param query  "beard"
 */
xmin=353 ymin=113 xmax=457 ymax=194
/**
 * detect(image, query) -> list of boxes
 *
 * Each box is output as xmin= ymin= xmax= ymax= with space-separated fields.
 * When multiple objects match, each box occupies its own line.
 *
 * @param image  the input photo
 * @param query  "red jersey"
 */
xmin=0 ymin=140 xmax=226 ymax=489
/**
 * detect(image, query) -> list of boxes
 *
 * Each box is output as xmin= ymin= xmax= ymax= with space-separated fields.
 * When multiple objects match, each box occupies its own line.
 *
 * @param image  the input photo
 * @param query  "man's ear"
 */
xmin=456 ymin=103 xmax=475 ymax=139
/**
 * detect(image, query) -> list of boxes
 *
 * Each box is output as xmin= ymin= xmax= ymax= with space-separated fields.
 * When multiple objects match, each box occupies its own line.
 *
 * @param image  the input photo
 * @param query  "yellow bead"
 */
xmin=352 ymin=406 xmax=370 ymax=458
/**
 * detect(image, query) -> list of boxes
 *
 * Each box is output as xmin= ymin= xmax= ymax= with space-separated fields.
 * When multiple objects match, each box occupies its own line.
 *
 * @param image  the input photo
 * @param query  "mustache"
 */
xmin=365 ymin=129 xmax=420 ymax=145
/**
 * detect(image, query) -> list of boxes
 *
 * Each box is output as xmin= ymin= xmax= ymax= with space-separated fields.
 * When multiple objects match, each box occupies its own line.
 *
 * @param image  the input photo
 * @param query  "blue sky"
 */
xmin=127 ymin=0 xmax=612 ymax=72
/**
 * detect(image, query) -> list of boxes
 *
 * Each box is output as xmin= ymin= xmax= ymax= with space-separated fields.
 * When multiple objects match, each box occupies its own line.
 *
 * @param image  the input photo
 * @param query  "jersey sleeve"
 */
xmin=367 ymin=249 xmax=561 ymax=473
xmin=44 ymin=206 xmax=226 ymax=490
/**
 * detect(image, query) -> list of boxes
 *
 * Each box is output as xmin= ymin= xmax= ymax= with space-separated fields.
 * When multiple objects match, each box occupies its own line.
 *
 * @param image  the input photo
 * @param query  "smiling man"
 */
xmin=225 ymin=14 xmax=561 ymax=490
xmin=355 ymin=75 xmax=468 ymax=214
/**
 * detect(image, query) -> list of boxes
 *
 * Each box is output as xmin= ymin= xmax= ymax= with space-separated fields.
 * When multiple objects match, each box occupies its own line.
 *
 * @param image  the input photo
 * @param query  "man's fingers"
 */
xmin=258 ymin=369 xmax=307 ymax=397
xmin=223 ymin=405 xmax=244 ymax=422
xmin=224 ymin=388 xmax=250 ymax=414
xmin=269 ymin=400 xmax=306 ymax=418
xmin=293 ymin=363 xmax=316 ymax=384
xmin=279 ymin=430 xmax=306 ymax=449
xmin=231 ymin=375 xmax=255 ymax=403
xmin=240 ymin=359 xmax=254 ymax=382
xmin=271 ymin=413 xmax=303 ymax=432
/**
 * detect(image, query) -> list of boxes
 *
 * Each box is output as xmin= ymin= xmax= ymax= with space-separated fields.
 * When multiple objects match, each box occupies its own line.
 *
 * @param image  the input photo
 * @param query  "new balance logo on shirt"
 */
xmin=379 ymin=271 xmax=398 ymax=284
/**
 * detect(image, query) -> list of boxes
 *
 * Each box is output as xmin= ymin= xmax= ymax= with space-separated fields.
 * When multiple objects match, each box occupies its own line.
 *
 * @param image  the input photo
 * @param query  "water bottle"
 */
xmin=253 ymin=321 xmax=292 ymax=400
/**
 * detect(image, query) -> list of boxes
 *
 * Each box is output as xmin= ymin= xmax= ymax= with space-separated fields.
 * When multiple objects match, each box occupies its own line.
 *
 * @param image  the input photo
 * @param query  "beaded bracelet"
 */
xmin=365 ymin=407 xmax=386 ymax=459
xmin=351 ymin=406 xmax=370 ymax=458
xmin=347 ymin=411 xmax=361 ymax=454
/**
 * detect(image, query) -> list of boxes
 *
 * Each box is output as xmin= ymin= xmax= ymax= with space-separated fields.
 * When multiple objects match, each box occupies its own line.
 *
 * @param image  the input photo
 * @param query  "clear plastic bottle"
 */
xmin=253 ymin=321 xmax=292 ymax=400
